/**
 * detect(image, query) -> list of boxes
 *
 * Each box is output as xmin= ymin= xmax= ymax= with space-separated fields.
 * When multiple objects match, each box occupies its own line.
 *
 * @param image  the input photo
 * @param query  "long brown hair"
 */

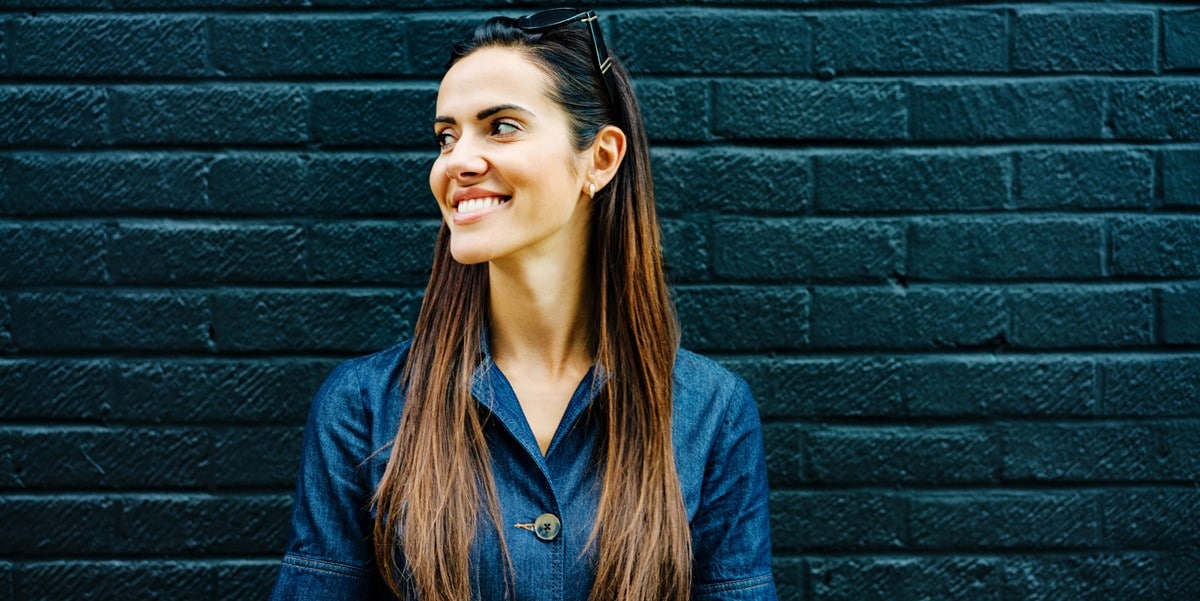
xmin=372 ymin=15 xmax=690 ymax=601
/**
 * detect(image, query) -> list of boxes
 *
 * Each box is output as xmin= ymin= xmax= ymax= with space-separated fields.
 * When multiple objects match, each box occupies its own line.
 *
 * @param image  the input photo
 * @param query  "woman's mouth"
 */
xmin=456 ymin=196 xmax=510 ymax=214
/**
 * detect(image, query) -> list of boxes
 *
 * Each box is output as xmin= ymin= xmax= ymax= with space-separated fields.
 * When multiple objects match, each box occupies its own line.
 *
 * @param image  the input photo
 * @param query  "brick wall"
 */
xmin=1 ymin=1 xmax=1197 ymax=599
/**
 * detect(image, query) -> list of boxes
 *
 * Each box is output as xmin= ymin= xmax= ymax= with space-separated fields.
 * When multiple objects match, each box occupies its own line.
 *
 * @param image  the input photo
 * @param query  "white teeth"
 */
xmin=456 ymin=196 xmax=507 ymax=214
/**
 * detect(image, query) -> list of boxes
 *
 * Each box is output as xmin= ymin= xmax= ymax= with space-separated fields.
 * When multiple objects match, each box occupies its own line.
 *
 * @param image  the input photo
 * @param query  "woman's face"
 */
xmin=430 ymin=46 xmax=592 ymax=266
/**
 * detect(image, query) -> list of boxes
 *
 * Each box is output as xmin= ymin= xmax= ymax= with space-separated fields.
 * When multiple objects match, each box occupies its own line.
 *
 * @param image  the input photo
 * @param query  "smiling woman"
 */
xmin=268 ymin=8 xmax=776 ymax=601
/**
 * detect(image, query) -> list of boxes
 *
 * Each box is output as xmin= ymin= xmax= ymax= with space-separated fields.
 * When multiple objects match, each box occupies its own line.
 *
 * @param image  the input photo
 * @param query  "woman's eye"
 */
xmin=493 ymin=121 xmax=520 ymax=136
xmin=434 ymin=131 xmax=456 ymax=149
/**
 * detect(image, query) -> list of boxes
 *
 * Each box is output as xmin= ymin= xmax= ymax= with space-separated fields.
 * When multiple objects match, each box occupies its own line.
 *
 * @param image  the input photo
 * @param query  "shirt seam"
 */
xmin=693 ymin=571 xmax=774 ymax=593
xmin=280 ymin=552 xmax=372 ymax=579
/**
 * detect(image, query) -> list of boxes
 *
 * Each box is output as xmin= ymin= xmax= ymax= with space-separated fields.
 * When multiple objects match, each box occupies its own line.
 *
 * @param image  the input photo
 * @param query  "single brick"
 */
xmin=1001 ymin=554 xmax=1159 ymax=601
xmin=810 ymin=557 xmax=1000 ymax=601
xmin=650 ymin=148 xmax=811 ymax=215
xmin=208 ymin=426 xmax=303 ymax=487
xmin=117 ymin=494 xmax=291 ymax=555
xmin=716 ymin=81 xmax=906 ymax=141
xmin=113 ymin=359 xmax=335 ymax=423
xmin=1165 ymin=9 xmax=1200 ymax=70
xmin=1161 ymin=423 xmax=1200 ymax=481
xmin=211 ymin=16 xmax=406 ymax=77
xmin=814 ymin=150 xmax=1010 ymax=214
xmin=0 ymin=223 xmax=108 ymax=285
xmin=12 ymin=15 xmax=207 ymax=77
xmin=1104 ymin=356 xmax=1200 ymax=416
xmin=660 ymin=218 xmax=708 ymax=283
xmin=112 ymin=86 xmax=308 ymax=145
xmin=1109 ymin=82 xmax=1200 ymax=141
xmin=1162 ymin=285 xmax=1200 ymax=345
xmin=619 ymin=10 xmax=810 ymax=75
xmin=721 ymin=357 xmax=902 ymax=419
xmin=0 ymin=87 xmax=107 ymax=147
xmin=10 ymin=290 xmax=212 ymax=352
xmin=0 ymin=496 xmax=120 ymax=556
xmin=17 ymin=560 xmax=218 ymax=601
xmin=3 ymin=153 xmax=208 ymax=215
xmin=1014 ymin=10 xmax=1155 ymax=73
xmin=0 ymin=295 xmax=12 ymax=353
xmin=910 ymin=81 xmax=1104 ymax=141
xmin=1104 ymin=489 xmax=1200 ymax=548
xmin=403 ymin=15 xmax=480 ymax=77
xmin=109 ymin=222 xmax=306 ymax=284
xmin=215 ymin=561 xmax=280 ymax=601
xmin=713 ymin=218 xmax=903 ymax=283
xmin=1006 ymin=286 xmax=1154 ymax=349
xmin=208 ymin=153 xmax=438 ymax=217
xmin=311 ymin=220 xmax=438 ymax=285
xmin=1161 ymin=553 xmax=1200 ymax=598
xmin=634 ymin=80 xmax=713 ymax=143
xmin=910 ymin=217 xmax=1103 ymax=281
xmin=1017 ymin=149 xmax=1154 ymax=210
xmin=0 ymin=359 xmax=112 ymax=421
xmin=674 ymin=286 xmax=809 ymax=351
xmin=762 ymin=423 xmax=807 ymax=487
xmin=908 ymin=491 xmax=1102 ymax=550
xmin=0 ymin=427 xmax=211 ymax=489
xmin=312 ymin=85 xmax=437 ymax=148
xmin=1001 ymin=423 xmax=1161 ymax=482
xmin=212 ymin=289 xmax=423 ymax=352
xmin=770 ymin=490 xmax=905 ymax=552
xmin=809 ymin=287 xmax=1006 ymax=350
xmin=771 ymin=557 xmax=805 ymax=601
xmin=1111 ymin=217 xmax=1200 ymax=277
xmin=1163 ymin=149 xmax=1200 ymax=208
xmin=809 ymin=426 xmax=998 ymax=485
xmin=814 ymin=10 xmax=1005 ymax=74
xmin=903 ymin=357 xmax=1097 ymax=418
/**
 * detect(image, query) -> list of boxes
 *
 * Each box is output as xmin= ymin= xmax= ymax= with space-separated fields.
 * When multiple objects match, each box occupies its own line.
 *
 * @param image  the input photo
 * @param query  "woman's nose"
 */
xmin=443 ymin=135 xmax=488 ymax=182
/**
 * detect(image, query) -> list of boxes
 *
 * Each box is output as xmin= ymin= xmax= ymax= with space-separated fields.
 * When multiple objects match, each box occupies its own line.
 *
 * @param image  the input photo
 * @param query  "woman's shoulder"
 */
xmin=672 ymin=347 xmax=755 ymax=414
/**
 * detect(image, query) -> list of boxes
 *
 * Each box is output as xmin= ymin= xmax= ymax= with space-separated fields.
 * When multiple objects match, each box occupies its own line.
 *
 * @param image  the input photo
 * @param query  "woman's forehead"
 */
xmin=435 ymin=47 xmax=552 ymax=118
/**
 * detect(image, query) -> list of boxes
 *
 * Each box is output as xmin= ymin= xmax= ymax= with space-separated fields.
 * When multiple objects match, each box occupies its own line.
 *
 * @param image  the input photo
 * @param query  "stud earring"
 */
xmin=589 ymin=183 xmax=597 ymax=198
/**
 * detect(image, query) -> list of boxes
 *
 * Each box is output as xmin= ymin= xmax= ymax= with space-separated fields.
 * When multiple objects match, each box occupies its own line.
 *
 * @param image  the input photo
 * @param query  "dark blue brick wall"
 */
xmin=1 ymin=2 xmax=1197 ymax=600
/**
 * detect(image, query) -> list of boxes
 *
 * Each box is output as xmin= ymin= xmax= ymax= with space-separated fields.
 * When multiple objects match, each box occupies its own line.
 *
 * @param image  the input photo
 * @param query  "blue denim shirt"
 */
xmin=270 ymin=339 xmax=776 ymax=600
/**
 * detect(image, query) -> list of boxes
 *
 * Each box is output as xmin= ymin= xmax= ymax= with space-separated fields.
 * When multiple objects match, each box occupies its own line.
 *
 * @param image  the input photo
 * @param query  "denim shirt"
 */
xmin=270 ymin=339 xmax=776 ymax=600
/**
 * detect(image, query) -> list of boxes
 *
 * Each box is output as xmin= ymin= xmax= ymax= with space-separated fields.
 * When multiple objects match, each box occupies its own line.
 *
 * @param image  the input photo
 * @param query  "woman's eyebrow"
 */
xmin=434 ymin=104 xmax=536 ymax=127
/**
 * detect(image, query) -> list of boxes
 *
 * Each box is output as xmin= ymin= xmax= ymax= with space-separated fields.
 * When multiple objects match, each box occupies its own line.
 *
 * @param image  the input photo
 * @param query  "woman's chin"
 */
xmin=448 ymin=242 xmax=497 ymax=266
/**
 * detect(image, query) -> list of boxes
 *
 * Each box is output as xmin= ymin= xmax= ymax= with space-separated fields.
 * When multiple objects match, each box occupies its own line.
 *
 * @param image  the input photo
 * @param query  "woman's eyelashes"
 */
xmin=434 ymin=118 xmax=524 ymax=151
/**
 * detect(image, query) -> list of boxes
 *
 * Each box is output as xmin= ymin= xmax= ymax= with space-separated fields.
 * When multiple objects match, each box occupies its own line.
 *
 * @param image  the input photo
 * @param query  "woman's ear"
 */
xmin=587 ymin=125 xmax=627 ymax=194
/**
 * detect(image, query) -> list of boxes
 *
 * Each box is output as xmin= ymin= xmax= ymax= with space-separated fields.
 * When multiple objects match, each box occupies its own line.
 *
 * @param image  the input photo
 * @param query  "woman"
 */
xmin=269 ymin=8 xmax=775 ymax=601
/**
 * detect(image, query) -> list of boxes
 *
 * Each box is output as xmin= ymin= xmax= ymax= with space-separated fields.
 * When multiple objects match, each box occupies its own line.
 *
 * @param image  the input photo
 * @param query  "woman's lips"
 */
xmin=451 ymin=195 xmax=510 ymax=225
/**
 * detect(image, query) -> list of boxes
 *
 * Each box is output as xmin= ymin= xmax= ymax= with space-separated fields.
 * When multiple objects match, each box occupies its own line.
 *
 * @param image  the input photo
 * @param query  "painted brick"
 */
xmin=1001 ymin=423 xmax=1160 ymax=482
xmin=810 ymin=557 xmax=1000 ymax=601
xmin=207 ymin=153 xmax=438 ymax=217
xmin=1161 ymin=422 xmax=1200 ymax=481
xmin=0 ymin=360 xmax=111 ymax=420
xmin=402 ymin=15 xmax=479 ymax=77
xmin=761 ymin=423 xmax=807 ymax=486
xmin=0 ymin=427 xmax=211 ymax=489
xmin=1104 ymin=357 xmax=1200 ymax=417
xmin=713 ymin=218 xmax=903 ymax=282
xmin=1163 ymin=149 xmax=1200 ymax=208
xmin=674 ymin=286 xmax=809 ymax=351
xmin=1001 ymin=554 xmax=1159 ymax=601
xmin=911 ymin=217 xmax=1102 ymax=281
xmin=814 ymin=150 xmax=1010 ymax=214
xmin=0 ymin=562 xmax=9 ymax=601
xmin=771 ymin=557 xmax=805 ymax=601
xmin=211 ymin=16 xmax=406 ymax=77
xmin=770 ymin=491 xmax=905 ymax=552
xmin=117 ymin=494 xmax=291 ymax=554
xmin=715 ymin=80 xmax=906 ymax=141
xmin=1006 ymin=287 xmax=1154 ymax=349
xmin=12 ymin=16 xmax=207 ymax=77
xmin=1014 ymin=11 xmax=1155 ymax=73
xmin=910 ymin=81 xmax=1104 ymax=141
xmin=1161 ymin=553 xmax=1200 ymax=598
xmin=619 ymin=10 xmax=810 ymax=75
xmin=212 ymin=289 xmax=422 ymax=352
xmin=1165 ymin=10 xmax=1200 ymax=70
xmin=722 ymin=357 xmax=903 ymax=419
xmin=1111 ymin=217 xmax=1200 ymax=277
xmin=660 ymin=218 xmax=708 ymax=282
xmin=115 ymin=0 xmax=306 ymax=6
xmin=0 ymin=496 xmax=120 ymax=555
xmin=1161 ymin=285 xmax=1200 ymax=345
xmin=1104 ymin=489 xmax=1200 ymax=548
xmin=312 ymin=85 xmax=437 ymax=148
xmin=215 ymin=561 xmax=280 ymax=601
xmin=0 ymin=87 xmax=107 ymax=147
xmin=112 ymin=86 xmax=308 ymax=145
xmin=903 ymin=357 xmax=1097 ymax=418
xmin=10 ymin=291 xmax=212 ymax=352
xmin=0 ymin=223 xmax=108 ymax=285
xmin=1109 ymin=82 xmax=1200 ymax=141
xmin=814 ymin=10 xmax=1005 ymax=74
xmin=311 ymin=220 xmax=439 ymax=285
xmin=1016 ymin=149 xmax=1154 ymax=210
xmin=908 ymin=492 xmax=1101 ymax=550
xmin=808 ymin=426 xmax=998 ymax=484
xmin=809 ymin=287 xmax=1006 ymax=350
xmin=2 ymin=153 xmax=208 ymax=215
xmin=208 ymin=427 xmax=303 ymax=487
xmin=635 ymin=80 xmax=713 ymax=143
xmin=650 ymin=148 xmax=810 ymax=215
xmin=18 ymin=560 xmax=218 ymax=601
xmin=0 ymin=295 xmax=12 ymax=353
xmin=109 ymin=223 xmax=307 ymax=284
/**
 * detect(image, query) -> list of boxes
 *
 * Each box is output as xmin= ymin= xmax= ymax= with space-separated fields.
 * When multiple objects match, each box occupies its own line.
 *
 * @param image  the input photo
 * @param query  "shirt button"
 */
xmin=534 ymin=513 xmax=561 ymax=541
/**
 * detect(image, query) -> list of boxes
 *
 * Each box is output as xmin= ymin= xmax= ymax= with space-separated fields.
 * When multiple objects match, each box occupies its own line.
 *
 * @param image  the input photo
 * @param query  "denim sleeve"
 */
xmin=691 ymin=378 xmax=778 ymax=601
xmin=270 ymin=359 xmax=381 ymax=600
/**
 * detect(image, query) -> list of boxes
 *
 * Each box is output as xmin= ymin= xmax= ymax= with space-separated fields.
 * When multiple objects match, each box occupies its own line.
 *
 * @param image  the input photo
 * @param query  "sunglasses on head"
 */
xmin=515 ymin=8 xmax=617 ymax=102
